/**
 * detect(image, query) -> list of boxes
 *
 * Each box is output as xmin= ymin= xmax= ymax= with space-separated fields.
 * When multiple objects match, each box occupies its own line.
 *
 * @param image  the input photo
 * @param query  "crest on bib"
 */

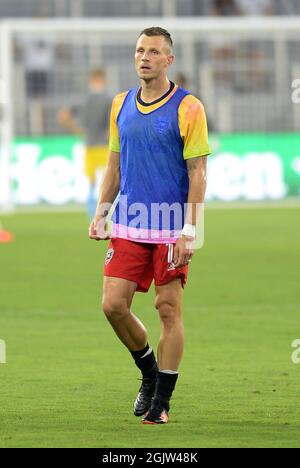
xmin=105 ymin=248 xmax=114 ymax=266
xmin=154 ymin=117 xmax=170 ymax=135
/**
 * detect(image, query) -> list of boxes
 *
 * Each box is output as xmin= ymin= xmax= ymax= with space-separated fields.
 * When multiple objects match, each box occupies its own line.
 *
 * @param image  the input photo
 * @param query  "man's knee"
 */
xmin=102 ymin=296 xmax=129 ymax=322
xmin=155 ymin=298 xmax=182 ymax=329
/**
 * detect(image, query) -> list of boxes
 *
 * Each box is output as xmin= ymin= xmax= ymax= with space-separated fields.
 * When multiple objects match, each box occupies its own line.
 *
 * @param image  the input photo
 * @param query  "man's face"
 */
xmin=89 ymin=75 xmax=105 ymax=91
xmin=135 ymin=35 xmax=174 ymax=81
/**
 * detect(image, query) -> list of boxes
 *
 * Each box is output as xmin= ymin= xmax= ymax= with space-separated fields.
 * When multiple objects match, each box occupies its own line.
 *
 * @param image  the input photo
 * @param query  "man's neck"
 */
xmin=140 ymin=77 xmax=170 ymax=103
xmin=89 ymin=85 xmax=104 ymax=94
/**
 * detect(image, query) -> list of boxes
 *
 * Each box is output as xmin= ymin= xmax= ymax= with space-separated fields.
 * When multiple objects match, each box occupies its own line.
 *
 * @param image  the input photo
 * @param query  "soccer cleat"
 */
xmin=142 ymin=398 xmax=170 ymax=425
xmin=134 ymin=376 xmax=157 ymax=417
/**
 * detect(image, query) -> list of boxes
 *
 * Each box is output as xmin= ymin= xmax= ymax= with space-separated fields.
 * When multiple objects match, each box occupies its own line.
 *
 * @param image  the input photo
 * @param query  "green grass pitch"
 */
xmin=0 ymin=207 xmax=299 ymax=448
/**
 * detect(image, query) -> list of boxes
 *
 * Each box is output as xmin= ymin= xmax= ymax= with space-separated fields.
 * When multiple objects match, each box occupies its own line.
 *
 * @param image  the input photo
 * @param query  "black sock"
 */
xmin=130 ymin=343 xmax=158 ymax=379
xmin=155 ymin=371 xmax=178 ymax=404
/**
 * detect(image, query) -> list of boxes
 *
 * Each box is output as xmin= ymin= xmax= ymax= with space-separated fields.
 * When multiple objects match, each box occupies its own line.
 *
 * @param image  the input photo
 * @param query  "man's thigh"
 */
xmin=102 ymin=276 xmax=137 ymax=309
xmin=104 ymin=239 xmax=154 ymax=293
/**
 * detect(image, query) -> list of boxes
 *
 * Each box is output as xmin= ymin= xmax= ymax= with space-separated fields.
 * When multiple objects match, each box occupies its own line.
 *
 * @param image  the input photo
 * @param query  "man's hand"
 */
xmin=57 ymin=108 xmax=71 ymax=126
xmin=173 ymin=236 xmax=195 ymax=268
xmin=89 ymin=215 xmax=111 ymax=241
xmin=57 ymin=107 xmax=84 ymax=136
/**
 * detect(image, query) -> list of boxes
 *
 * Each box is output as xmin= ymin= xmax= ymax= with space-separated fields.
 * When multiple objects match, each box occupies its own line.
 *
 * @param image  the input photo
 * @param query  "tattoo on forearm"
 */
xmin=186 ymin=157 xmax=201 ymax=173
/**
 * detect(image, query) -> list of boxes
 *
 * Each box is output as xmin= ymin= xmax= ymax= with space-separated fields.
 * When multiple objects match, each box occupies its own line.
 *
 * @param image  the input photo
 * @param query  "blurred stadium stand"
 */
xmin=6 ymin=20 xmax=300 ymax=136
xmin=0 ymin=0 xmax=300 ymax=18
xmin=0 ymin=1 xmax=300 ymax=136
xmin=1 ymin=2 xmax=300 ymax=210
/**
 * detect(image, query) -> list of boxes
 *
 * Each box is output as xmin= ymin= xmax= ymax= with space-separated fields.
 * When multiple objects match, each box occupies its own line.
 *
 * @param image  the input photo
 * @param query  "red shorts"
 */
xmin=104 ymin=238 xmax=189 ymax=293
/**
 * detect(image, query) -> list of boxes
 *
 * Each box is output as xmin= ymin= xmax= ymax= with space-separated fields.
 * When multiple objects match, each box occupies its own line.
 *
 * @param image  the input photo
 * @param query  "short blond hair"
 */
xmin=139 ymin=27 xmax=173 ymax=49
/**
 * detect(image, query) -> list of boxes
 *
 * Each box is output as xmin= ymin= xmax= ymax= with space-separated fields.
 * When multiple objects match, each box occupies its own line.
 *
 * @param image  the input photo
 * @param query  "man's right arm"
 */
xmin=57 ymin=107 xmax=85 ymax=136
xmin=89 ymin=92 xmax=125 ymax=240
xmin=89 ymin=151 xmax=120 ymax=240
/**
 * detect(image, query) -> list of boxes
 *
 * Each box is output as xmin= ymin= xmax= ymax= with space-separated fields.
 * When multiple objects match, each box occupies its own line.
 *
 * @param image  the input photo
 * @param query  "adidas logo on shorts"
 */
xmin=167 ymin=261 xmax=176 ymax=271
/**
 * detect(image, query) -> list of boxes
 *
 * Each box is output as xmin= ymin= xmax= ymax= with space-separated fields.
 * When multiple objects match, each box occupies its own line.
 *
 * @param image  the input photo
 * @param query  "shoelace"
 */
xmin=137 ymin=377 xmax=156 ymax=394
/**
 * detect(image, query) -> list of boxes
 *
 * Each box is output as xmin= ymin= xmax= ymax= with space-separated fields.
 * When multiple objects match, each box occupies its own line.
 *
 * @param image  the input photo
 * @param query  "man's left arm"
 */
xmin=185 ymin=155 xmax=207 ymax=225
xmin=173 ymin=95 xmax=211 ymax=268
xmin=173 ymin=156 xmax=208 ymax=268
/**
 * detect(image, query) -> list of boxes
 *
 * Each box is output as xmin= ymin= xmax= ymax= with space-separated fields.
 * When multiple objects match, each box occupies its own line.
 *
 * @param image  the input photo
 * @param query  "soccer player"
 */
xmin=57 ymin=69 xmax=111 ymax=219
xmin=89 ymin=27 xmax=211 ymax=424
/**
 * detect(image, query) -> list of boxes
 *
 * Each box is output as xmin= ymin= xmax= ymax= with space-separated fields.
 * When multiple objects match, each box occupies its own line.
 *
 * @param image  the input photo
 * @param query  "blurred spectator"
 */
xmin=174 ymin=72 xmax=189 ymax=90
xmin=212 ymin=0 xmax=240 ymax=16
xmin=234 ymin=0 xmax=276 ymax=91
xmin=23 ymin=39 xmax=54 ymax=98
xmin=19 ymin=37 xmax=55 ymax=136
xmin=235 ymin=0 xmax=275 ymax=15
xmin=57 ymin=68 xmax=111 ymax=219
xmin=212 ymin=0 xmax=274 ymax=92
xmin=174 ymin=72 xmax=214 ymax=132
xmin=213 ymin=0 xmax=275 ymax=16
xmin=211 ymin=1 xmax=239 ymax=88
